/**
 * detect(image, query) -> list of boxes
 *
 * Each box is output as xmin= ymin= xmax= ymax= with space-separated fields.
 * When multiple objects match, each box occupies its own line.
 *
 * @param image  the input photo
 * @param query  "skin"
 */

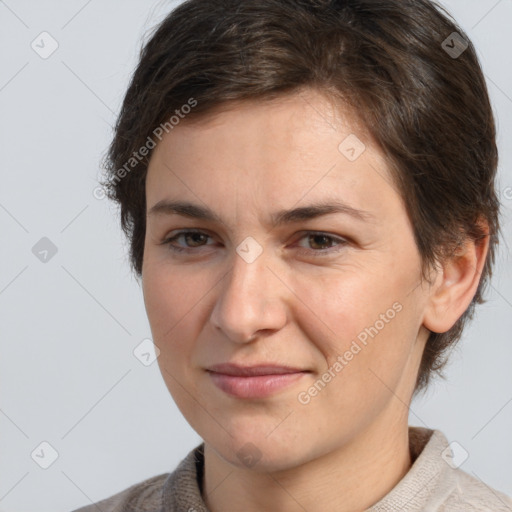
xmin=142 ymin=88 xmax=489 ymax=512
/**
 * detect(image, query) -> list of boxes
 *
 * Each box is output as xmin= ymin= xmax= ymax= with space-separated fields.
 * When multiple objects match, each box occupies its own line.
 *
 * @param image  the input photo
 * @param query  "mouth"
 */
xmin=206 ymin=363 xmax=311 ymax=399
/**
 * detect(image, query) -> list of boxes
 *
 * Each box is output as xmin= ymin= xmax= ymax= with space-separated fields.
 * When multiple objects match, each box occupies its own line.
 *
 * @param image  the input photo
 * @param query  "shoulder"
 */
xmin=69 ymin=443 xmax=206 ymax=512
xmin=70 ymin=473 xmax=169 ymax=512
xmin=413 ymin=428 xmax=512 ymax=512
xmin=369 ymin=427 xmax=512 ymax=512
xmin=441 ymin=469 xmax=512 ymax=512
xmin=417 ymin=428 xmax=512 ymax=511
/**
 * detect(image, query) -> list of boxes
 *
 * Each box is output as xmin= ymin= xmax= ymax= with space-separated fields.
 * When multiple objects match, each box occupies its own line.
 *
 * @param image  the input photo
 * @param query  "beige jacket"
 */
xmin=72 ymin=427 xmax=512 ymax=511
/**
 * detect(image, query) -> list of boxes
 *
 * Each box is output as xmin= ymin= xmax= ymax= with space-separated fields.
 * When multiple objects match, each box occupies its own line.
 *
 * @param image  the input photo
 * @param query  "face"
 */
xmin=142 ymin=88 xmax=432 ymax=472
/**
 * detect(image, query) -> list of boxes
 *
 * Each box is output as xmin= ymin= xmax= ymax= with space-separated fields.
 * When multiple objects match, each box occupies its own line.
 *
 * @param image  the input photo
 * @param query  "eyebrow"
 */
xmin=147 ymin=199 xmax=375 ymax=226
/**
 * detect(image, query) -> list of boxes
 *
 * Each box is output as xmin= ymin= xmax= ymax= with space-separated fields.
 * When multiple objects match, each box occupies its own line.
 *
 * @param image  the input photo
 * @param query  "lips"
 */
xmin=207 ymin=363 xmax=307 ymax=376
xmin=206 ymin=363 xmax=310 ymax=398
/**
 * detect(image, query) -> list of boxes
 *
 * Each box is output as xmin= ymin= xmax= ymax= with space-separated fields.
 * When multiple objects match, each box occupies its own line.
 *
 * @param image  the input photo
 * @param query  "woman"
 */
xmin=74 ymin=0 xmax=512 ymax=510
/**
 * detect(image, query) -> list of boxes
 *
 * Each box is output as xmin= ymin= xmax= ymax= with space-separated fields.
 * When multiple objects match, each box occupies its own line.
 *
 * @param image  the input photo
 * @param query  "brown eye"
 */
xmin=294 ymin=232 xmax=348 ymax=257
xmin=307 ymin=234 xmax=338 ymax=250
xmin=161 ymin=230 xmax=214 ymax=253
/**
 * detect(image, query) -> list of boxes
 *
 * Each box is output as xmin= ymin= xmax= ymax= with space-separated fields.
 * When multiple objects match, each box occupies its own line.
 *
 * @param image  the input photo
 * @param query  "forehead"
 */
xmin=145 ymin=89 xmax=400 ymax=224
xmin=170 ymin=88 xmax=370 ymax=147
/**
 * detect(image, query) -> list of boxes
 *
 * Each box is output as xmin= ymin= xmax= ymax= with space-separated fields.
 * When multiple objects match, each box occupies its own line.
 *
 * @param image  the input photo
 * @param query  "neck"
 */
xmin=203 ymin=415 xmax=412 ymax=512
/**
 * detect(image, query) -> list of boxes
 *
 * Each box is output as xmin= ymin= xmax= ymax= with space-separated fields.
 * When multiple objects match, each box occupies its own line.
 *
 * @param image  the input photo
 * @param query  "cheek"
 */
xmin=143 ymin=263 xmax=207 ymax=411
xmin=289 ymin=263 xmax=419 ymax=390
xmin=142 ymin=257 xmax=207 ymax=336
xmin=289 ymin=265 xmax=404 ymax=350
xmin=142 ymin=263 xmax=200 ymax=382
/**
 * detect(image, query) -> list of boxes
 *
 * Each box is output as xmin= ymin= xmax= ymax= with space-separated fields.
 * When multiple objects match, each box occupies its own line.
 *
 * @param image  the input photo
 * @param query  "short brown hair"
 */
xmin=103 ymin=0 xmax=501 ymax=393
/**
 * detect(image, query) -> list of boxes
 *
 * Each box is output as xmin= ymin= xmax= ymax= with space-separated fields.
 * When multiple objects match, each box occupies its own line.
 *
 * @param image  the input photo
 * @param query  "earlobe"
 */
xmin=422 ymin=225 xmax=490 ymax=334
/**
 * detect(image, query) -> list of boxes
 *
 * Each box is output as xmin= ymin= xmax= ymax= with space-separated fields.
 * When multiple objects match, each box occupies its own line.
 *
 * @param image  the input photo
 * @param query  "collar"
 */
xmin=162 ymin=427 xmax=451 ymax=512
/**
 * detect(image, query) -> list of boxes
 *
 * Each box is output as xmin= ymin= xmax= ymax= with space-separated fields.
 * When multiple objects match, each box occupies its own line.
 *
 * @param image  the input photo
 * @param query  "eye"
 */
xmin=161 ymin=230 xmax=216 ymax=253
xmin=160 ymin=230 xmax=348 ymax=257
xmin=293 ymin=232 xmax=348 ymax=257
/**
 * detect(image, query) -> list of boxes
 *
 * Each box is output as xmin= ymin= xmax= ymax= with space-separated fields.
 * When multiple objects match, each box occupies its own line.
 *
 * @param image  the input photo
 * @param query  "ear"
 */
xmin=422 ymin=220 xmax=490 ymax=334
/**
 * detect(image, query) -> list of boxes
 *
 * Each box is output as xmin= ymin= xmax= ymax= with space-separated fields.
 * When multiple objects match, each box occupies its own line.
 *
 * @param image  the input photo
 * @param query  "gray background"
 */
xmin=0 ymin=1 xmax=511 ymax=510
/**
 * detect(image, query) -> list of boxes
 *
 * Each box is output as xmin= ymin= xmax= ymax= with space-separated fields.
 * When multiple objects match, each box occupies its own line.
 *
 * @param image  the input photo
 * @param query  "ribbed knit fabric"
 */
xmin=72 ymin=427 xmax=512 ymax=512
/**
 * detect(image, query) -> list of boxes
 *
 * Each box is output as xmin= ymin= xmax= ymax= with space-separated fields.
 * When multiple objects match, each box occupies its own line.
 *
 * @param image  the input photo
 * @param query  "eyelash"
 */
xmin=160 ymin=230 xmax=348 ymax=257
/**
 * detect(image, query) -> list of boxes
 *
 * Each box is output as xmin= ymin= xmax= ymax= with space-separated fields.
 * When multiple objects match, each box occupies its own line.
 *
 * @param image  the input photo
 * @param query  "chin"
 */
xmin=205 ymin=426 xmax=312 ymax=473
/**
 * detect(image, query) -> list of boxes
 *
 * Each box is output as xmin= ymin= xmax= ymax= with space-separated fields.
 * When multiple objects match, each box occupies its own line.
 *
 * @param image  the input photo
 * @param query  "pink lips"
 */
xmin=207 ymin=363 xmax=309 ymax=399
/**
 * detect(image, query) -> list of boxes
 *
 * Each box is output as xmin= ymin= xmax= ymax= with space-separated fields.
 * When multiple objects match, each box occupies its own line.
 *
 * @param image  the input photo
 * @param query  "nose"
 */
xmin=210 ymin=247 xmax=288 ymax=344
